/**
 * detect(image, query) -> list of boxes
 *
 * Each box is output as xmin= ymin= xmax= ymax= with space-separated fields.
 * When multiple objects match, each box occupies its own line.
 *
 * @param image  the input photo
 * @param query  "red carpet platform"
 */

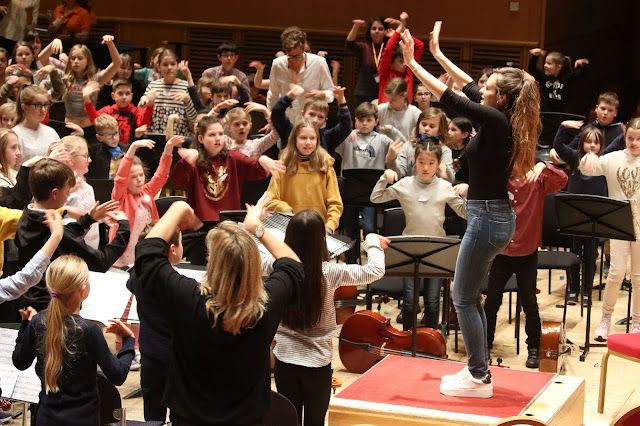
xmin=329 ymin=355 xmax=584 ymax=425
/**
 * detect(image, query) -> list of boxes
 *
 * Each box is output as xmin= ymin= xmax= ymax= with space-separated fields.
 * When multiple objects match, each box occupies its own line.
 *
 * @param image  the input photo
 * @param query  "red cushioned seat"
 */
xmin=607 ymin=333 xmax=640 ymax=358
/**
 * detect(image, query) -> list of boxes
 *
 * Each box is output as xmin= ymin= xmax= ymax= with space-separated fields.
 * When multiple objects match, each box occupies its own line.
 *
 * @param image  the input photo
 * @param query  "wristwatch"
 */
xmin=254 ymin=225 xmax=265 ymax=238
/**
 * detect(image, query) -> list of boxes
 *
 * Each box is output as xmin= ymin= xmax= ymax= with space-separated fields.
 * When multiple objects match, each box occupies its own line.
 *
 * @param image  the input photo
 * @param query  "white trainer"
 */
xmin=595 ymin=315 xmax=612 ymax=342
xmin=440 ymin=372 xmax=493 ymax=398
xmin=631 ymin=321 xmax=640 ymax=334
xmin=441 ymin=366 xmax=470 ymax=382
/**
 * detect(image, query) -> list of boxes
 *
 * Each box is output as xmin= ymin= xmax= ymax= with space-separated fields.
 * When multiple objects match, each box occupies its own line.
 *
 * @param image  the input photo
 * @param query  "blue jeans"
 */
xmin=453 ymin=199 xmax=515 ymax=379
xmin=402 ymin=277 xmax=442 ymax=330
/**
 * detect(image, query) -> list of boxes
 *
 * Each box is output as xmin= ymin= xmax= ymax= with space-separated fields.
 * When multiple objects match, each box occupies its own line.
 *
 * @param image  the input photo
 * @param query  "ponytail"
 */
xmin=43 ymin=255 xmax=89 ymax=393
xmin=494 ymin=68 xmax=541 ymax=177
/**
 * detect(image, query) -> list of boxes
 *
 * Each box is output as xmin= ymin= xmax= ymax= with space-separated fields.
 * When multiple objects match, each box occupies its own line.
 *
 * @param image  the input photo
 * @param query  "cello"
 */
xmin=339 ymin=310 xmax=447 ymax=374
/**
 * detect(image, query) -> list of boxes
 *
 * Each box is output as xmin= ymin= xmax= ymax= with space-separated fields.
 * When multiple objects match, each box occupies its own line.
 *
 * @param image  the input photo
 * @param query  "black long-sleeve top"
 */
xmin=134 ymin=238 xmax=303 ymax=425
xmin=12 ymin=313 xmax=135 ymax=426
xmin=271 ymin=94 xmax=353 ymax=155
xmin=15 ymin=208 xmax=130 ymax=311
xmin=553 ymin=125 xmax=607 ymax=196
xmin=439 ymin=83 xmax=512 ymax=200
xmin=0 ymin=165 xmax=33 ymax=209
xmin=528 ymin=55 xmax=590 ymax=113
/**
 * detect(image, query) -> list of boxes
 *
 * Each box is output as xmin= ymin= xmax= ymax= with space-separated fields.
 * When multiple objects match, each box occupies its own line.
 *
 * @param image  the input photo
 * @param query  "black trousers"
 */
xmin=140 ymin=355 xmax=169 ymax=421
xmin=484 ymin=251 xmax=541 ymax=351
xmin=274 ymin=358 xmax=332 ymax=426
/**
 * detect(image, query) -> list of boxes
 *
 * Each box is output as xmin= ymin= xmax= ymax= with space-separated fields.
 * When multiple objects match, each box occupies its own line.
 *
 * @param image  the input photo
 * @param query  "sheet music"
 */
xmin=0 ymin=328 xmax=40 ymax=403
xmin=80 ymin=269 xmax=133 ymax=326
xmin=175 ymin=267 xmax=206 ymax=283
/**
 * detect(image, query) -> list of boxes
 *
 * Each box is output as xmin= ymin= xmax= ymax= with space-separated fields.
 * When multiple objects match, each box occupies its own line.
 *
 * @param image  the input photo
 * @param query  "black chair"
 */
xmin=365 ymin=208 xmax=415 ymax=311
xmin=86 ymin=179 xmax=115 ymax=204
xmin=482 ymin=274 xmax=522 ymax=355
xmin=263 ymin=391 xmax=298 ymax=426
xmin=241 ymin=177 xmax=271 ymax=207
xmin=155 ymin=196 xmax=186 ymax=217
xmin=97 ymin=372 xmax=164 ymax=425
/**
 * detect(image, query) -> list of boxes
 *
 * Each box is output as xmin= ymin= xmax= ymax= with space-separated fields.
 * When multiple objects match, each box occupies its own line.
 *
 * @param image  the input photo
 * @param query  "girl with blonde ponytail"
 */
xmin=12 ymin=255 xmax=135 ymax=425
xmin=398 ymin=21 xmax=540 ymax=398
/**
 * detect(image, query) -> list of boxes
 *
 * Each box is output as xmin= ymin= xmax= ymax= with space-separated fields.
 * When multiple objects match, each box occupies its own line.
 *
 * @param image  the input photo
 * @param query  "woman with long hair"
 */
xmin=399 ymin=22 xmax=540 ymax=398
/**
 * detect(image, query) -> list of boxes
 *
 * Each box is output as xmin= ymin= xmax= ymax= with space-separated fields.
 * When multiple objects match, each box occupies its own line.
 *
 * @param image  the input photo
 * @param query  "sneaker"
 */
xmin=567 ymin=292 xmax=578 ymax=306
xmin=631 ymin=322 xmax=640 ymax=334
xmin=441 ymin=366 xmax=470 ymax=382
xmin=595 ymin=316 xmax=612 ymax=341
xmin=130 ymin=358 xmax=141 ymax=371
xmin=525 ymin=349 xmax=540 ymax=369
xmin=440 ymin=372 xmax=493 ymax=398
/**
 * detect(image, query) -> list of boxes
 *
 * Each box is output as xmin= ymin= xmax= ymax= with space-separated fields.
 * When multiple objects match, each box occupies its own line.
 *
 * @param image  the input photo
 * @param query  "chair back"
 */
xmin=263 ymin=391 xmax=298 ymax=426
xmin=155 ymin=196 xmax=186 ymax=217
xmin=86 ymin=179 xmax=115 ymax=204
xmin=241 ymin=177 xmax=271 ymax=207
xmin=382 ymin=207 xmax=405 ymax=236
xmin=541 ymin=193 xmax=572 ymax=249
xmin=97 ymin=371 xmax=121 ymax=424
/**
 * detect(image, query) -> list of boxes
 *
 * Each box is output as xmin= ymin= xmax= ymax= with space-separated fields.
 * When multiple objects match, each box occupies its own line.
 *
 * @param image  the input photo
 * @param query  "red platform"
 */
xmin=335 ymin=355 xmax=557 ymax=419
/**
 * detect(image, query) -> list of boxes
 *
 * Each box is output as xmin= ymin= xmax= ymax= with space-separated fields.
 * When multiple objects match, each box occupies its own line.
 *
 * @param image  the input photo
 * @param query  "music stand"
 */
xmin=342 ymin=169 xmax=400 ymax=210
xmin=554 ymin=193 xmax=636 ymax=361
xmin=383 ymin=235 xmax=461 ymax=356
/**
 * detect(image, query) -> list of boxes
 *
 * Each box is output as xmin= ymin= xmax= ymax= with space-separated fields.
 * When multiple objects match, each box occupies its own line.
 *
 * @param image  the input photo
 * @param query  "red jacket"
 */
xmin=85 ymin=102 xmax=154 ymax=145
xmin=378 ymin=31 xmax=424 ymax=104
xmin=171 ymin=151 xmax=269 ymax=222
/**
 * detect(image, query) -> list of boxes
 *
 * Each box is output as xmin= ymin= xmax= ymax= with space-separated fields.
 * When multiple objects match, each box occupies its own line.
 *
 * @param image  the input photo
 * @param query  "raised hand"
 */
xmin=287 ymin=83 xmax=305 ymax=99
xmin=19 ymin=307 xmax=37 ymax=321
xmin=562 ymin=120 xmax=584 ymax=129
xmin=82 ymin=80 xmax=101 ymax=100
xmin=249 ymin=60 xmax=265 ymax=70
xmin=574 ymin=58 xmax=590 ymax=68
xmin=89 ymin=200 xmax=120 ymax=222
xmin=134 ymin=125 xmax=147 ymax=138
xmin=529 ymin=48 xmax=546 ymax=57
xmin=244 ymin=102 xmax=269 ymax=116
xmin=333 ymin=86 xmax=346 ymax=104
xmin=49 ymin=141 xmax=73 ymax=166
xmin=43 ymin=209 xmax=64 ymax=239
xmin=453 ymin=183 xmax=469 ymax=197
xmin=106 ymin=319 xmax=135 ymax=338
xmin=258 ymin=156 xmax=286 ymax=179
xmin=129 ymin=139 xmax=155 ymax=153
xmin=170 ymin=92 xmax=190 ymax=106
xmin=219 ymin=75 xmax=241 ymax=86
xmin=304 ymin=90 xmax=326 ymax=99
xmin=65 ymin=122 xmax=84 ymax=136
xmin=386 ymin=139 xmax=403 ymax=161
xmin=145 ymin=90 xmax=158 ymax=105
xmin=352 ymin=19 xmax=366 ymax=26
xmin=429 ymin=21 xmax=442 ymax=56
xmin=177 ymin=148 xmax=199 ymax=167
xmin=101 ymin=35 xmax=115 ymax=45
xmin=244 ymin=192 xmax=273 ymax=234
xmin=399 ymin=30 xmax=416 ymax=64
xmin=104 ymin=210 xmax=129 ymax=226
xmin=582 ymin=152 xmax=599 ymax=173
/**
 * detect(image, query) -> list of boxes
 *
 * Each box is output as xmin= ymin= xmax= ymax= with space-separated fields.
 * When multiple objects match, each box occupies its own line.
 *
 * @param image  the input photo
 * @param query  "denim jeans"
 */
xmin=402 ymin=277 xmax=442 ymax=330
xmin=453 ymin=199 xmax=515 ymax=379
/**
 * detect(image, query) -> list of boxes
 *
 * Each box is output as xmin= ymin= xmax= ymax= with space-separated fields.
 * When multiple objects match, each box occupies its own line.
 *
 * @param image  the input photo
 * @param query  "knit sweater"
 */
xmin=370 ymin=174 xmax=465 ymax=235
xmin=266 ymin=156 xmax=343 ymax=232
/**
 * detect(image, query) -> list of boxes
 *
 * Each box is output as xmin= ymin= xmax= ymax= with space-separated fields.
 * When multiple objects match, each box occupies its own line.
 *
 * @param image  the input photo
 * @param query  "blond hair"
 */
xmin=0 ymin=128 xmax=18 ymax=182
xmin=43 ymin=255 xmax=89 ymax=393
xmin=225 ymin=107 xmax=251 ymax=125
xmin=200 ymin=222 xmax=267 ymax=335
xmin=56 ymin=135 xmax=87 ymax=157
xmin=94 ymin=114 xmax=119 ymax=133
xmin=63 ymin=44 xmax=97 ymax=99
xmin=0 ymin=103 xmax=16 ymax=122
xmin=280 ymin=118 xmax=329 ymax=174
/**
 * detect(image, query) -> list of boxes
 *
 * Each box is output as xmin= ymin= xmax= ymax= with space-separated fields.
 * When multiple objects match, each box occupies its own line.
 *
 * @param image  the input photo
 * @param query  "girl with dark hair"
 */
xmin=264 ymin=209 xmax=387 ymax=426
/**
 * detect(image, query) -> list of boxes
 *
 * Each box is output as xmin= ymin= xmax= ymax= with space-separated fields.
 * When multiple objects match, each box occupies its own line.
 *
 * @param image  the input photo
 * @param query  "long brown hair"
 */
xmin=194 ymin=116 xmax=229 ymax=170
xmin=493 ymin=68 xmax=541 ymax=177
xmin=43 ymin=255 xmax=89 ymax=393
xmin=280 ymin=118 xmax=329 ymax=174
xmin=63 ymin=44 xmax=97 ymax=99
xmin=200 ymin=221 xmax=267 ymax=335
xmin=281 ymin=210 xmax=328 ymax=330
xmin=410 ymin=107 xmax=450 ymax=146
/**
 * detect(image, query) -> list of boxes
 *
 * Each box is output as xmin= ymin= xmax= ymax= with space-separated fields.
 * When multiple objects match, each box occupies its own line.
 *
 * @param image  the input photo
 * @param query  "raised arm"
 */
xmin=98 ymin=35 xmax=123 ymax=86
xmin=399 ymin=29 xmax=448 ymax=99
xmin=38 ymin=38 xmax=63 ymax=67
xmin=428 ymin=22 xmax=473 ymax=89
xmin=347 ymin=19 xmax=366 ymax=42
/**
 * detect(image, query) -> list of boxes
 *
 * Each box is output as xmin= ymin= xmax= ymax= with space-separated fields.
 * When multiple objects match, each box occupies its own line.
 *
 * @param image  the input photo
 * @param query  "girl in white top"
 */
xmin=13 ymin=85 xmax=59 ymax=167
xmin=581 ymin=118 xmax=640 ymax=337
xmin=377 ymin=77 xmax=422 ymax=139
xmin=0 ymin=128 xmax=20 ymax=188
xmin=58 ymin=135 xmax=100 ymax=250
xmin=262 ymin=209 xmax=387 ymax=426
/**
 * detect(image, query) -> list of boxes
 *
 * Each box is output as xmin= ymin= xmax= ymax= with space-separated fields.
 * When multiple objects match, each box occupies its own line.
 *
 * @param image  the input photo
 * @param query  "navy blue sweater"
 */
xmin=13 ymin=313 xmax=134 ymax=426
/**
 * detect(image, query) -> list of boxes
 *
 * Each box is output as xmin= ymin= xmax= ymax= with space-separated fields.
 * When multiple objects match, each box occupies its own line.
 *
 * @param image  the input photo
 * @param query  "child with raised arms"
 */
xmin=371 ymin=141 xmax=465 ymax=331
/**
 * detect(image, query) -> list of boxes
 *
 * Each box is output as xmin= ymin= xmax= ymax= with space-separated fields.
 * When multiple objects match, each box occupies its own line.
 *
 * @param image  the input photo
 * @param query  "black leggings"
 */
xmin=274 ymin=358 xmax=332 ymax=426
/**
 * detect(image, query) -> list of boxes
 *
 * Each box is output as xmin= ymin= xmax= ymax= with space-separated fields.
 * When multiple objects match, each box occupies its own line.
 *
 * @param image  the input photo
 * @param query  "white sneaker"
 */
xmin=631 ymin=322 xmax=640 ymax=334
xmin=441 ymin=366 xmax=470 ymax=382
xmin=595 ymin=316 xmax=612 ymax=342
xmin=440 ymin=372 xmax=493 ymax=398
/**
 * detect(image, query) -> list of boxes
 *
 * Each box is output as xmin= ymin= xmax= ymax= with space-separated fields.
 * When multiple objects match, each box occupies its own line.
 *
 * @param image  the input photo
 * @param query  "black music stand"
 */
xmin=554 ymin=193 xmax=636 ymax=361
xmin=383 ymin=236 xmax=461 ymax=356
xmin=342 ymin=169 xmax=399 ymax=210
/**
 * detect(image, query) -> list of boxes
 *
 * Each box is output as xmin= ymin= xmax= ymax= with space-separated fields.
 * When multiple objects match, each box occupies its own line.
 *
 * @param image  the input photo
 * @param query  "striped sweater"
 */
xmin=262 ymin=233 xmax=385 ymax=367
xmin=144 ymin=79 xmax=197 ymax=136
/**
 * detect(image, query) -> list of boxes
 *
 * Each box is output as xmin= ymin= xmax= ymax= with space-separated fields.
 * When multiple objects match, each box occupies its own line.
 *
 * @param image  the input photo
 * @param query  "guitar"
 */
xmin=539 ymin=320 xmax=570 ymax=373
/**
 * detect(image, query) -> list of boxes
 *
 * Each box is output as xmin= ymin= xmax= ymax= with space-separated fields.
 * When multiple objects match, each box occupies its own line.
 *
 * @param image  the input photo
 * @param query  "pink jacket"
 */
xmin=108 ymin=153 xmax=171 ymax=242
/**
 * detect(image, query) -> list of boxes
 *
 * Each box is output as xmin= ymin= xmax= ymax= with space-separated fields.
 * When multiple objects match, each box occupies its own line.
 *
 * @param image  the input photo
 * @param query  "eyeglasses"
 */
xmin=100 ymin=131 xmax=120 ymax=139
xmin=416 ymin=92 xmax=432 ymax=97
xmin=26 ymin=103 xmax=52 ymax=110
xmin=288 ymin=54 xmax=304 ymax=60
xmin=74 ymin=153 xmax=90 ymax=160
xmin=219 ymin=53 xmax=236 ymax=59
